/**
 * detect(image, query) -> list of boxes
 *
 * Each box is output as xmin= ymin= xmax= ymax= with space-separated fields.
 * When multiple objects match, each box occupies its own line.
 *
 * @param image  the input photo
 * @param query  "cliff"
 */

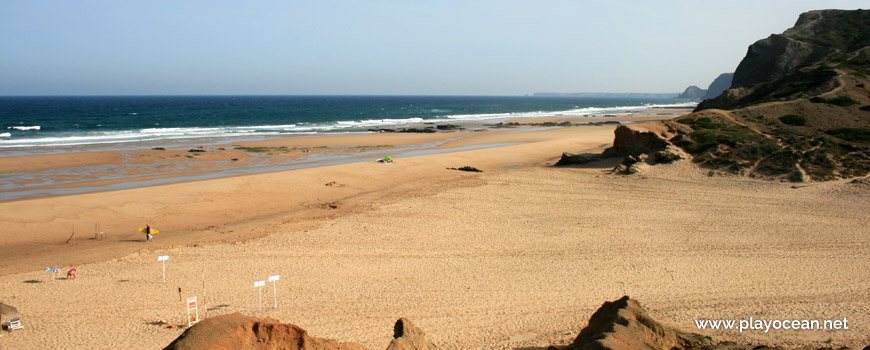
xmin=697 ymin=9 xmax=870 ymax=110
xmin=675 ymin=9 xmax=870 ymax=182
xmin=701 ymin=73 xmax=734 ymax=100
xmin=676 ymin=85 xmax=706 ymax=100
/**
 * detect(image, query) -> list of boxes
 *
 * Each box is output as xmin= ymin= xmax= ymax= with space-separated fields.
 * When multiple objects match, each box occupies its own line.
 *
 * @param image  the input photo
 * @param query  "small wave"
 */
xmin=334 ymin=118 xmax=425 ymax=128
xmin=236 ymin=124 xmax=297 ymax=130
xmin=443 ymin=102 xmax=696 ymax=121
xmin=644 ymin=102 xmax=698 ymax=108
xmin=0 ymin=133 xmax=10 ymax=138
xmin=7 ymin=126 xmax=41 ymax=131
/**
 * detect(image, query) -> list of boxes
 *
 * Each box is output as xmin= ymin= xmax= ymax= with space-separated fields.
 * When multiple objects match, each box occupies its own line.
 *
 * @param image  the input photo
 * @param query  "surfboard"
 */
xmin=138 ymin=227 xmax=160 ymax=234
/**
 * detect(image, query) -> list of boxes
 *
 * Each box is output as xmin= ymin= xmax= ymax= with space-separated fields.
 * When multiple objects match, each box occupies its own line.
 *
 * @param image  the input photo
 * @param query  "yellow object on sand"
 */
xmin=138 ymin=227 xmax=159 ymax=234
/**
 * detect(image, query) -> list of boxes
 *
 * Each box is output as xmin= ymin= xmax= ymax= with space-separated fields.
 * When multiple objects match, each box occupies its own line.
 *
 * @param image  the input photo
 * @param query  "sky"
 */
xmin=1 ymin=1 xmax=867 ymax=96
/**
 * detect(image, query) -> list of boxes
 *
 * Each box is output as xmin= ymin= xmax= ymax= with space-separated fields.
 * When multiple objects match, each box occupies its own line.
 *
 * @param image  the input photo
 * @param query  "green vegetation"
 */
xmin=826 ymin=128 xmax=870 ymax=142
xmin=860 ymin=105 xmax=870 ymax=111
xmin=796 ymin=10 xmax=870 ymax=51
xmin=779 ymin=114 xmax=808 ymax=126
xmin=237 ymin=147 xmax=271 ymax=153
xmin=677 ymin=117 xmax=725 ymax=129
xmin=771 ymin=128 xmax=810 ymax=137
xmin=773 ymin=81 xmax=813 ymax=98
xmin=672 ymin=125 xmax=781 ymax=159
xmin=827 ymin=96 xmax=858 ymax=106
xmin=809 ymin=96 xmax=859 ymax=106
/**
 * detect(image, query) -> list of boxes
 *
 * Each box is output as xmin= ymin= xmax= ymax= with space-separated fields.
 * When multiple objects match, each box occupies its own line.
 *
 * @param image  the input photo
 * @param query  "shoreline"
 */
xmin=0 ymin=122 xmax=626 ymax=274
xmin=0 ymin=109 xmax=690 ymax=202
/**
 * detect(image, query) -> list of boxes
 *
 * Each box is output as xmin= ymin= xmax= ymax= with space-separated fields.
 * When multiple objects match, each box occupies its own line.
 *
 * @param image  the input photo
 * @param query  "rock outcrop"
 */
xmin=567 ymin=296 xmax=710 ymax=350
xmin=164 ymin=313 xmax=370 ymax=350
xmin=697 ymin=9 xmax=870 ymax=111
xmin=602 ymin=126 xmax=669 ymax=157
xmin=164 ymin=314 xmax=440 ymax=350
xmin=729 ymin=33 xmax=831 ymax=89
xmin=557 ymin=295 xmax=869 ymax=350
xmin=386 ymin=318 xmax=438 ymax=350
xmin=701 ymin=73 xmax=734 ymax=100
xmin=555 ymin=125 xmax=683 ymax=173
xmin=677 ymin=9 xmax=870 ymax=182
xmin=554 ymin=152 xmax=603 ymax=166
xmin=676 ymin=86 xmax=706 ymax=100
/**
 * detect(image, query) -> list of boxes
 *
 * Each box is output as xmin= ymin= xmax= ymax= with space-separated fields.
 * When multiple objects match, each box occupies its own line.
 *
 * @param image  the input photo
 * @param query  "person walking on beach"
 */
xmin=145 ymin=224 xmax=153 ymax=242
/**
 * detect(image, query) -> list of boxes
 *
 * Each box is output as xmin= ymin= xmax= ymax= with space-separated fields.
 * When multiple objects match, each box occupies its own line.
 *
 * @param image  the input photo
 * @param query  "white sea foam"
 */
xmin=0 ymin=102 xmax=696 ymax=149
xmin=441 ymin=102 xmax=697 ymax=121
xmin=7 ymin=126 xmax=41 ymax=131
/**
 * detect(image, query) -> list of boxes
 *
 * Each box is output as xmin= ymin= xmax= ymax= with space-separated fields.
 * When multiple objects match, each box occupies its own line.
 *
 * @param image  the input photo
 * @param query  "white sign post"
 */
xmin=254 ymin=280 xmax=266 ymax=311
xmin=158 ymin=255 xmax=169 ymax=282
xmin=187 ymin=296 xmax=199 ymax=327
xmin=268 ymin=275 xmax=280 ymax=309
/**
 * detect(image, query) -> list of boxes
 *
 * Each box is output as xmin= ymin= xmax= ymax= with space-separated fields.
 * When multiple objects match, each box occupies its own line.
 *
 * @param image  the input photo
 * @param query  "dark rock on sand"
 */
xmin=447 ymin=166 xmax=483 ymax=172
xmin=554 ymin=153 xmax=603 ymax=166
xmin=386 ymin=318 xmax=438 ymax=350
xmin=611 ymin=155 xmax=641 ymax=175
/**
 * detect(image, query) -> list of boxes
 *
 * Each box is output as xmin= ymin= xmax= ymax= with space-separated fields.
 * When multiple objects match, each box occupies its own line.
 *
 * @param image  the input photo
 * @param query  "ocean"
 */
xmin=0 ymin=95 xmax=695 ymax=155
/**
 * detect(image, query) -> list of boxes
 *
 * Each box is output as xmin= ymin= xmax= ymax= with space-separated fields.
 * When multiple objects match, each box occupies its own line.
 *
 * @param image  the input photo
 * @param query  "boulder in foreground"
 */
xmin=567 ymin=296 xmax=710 ymax=350
xmin=386 ymin=317 xmax=438 ymax=350
xmin=164 ymin=312 xmax=370 ymax=350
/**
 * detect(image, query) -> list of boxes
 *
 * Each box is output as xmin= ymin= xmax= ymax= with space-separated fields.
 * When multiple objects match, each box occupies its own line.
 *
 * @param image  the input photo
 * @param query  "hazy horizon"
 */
xmin=2 ymin=1 xmax=867 ymax=96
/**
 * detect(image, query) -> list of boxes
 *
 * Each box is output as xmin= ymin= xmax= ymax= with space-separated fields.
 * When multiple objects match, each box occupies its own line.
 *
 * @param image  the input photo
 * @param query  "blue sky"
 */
xmin=1 ymin=1 xmax=866 ymax=95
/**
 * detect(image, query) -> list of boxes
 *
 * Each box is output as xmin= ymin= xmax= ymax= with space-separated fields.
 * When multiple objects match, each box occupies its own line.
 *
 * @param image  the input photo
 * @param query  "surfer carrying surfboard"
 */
xmin=138 ymin=225 xmax=159 ymax=241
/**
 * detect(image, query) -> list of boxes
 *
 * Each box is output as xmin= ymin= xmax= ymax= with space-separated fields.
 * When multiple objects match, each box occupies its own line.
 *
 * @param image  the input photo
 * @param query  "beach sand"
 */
xmin=0 ymin=117 xmax=867 ymax=349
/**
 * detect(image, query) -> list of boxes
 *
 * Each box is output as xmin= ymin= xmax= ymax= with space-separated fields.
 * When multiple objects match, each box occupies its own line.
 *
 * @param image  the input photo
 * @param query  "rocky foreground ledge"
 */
xmin=163 ymin=296 xmax=868 ymax=350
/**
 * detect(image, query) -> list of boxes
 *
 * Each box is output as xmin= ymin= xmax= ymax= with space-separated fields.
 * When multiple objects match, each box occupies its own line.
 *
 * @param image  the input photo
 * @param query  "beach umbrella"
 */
xmin=45 ymin=266 xmax=59 ymax=279
xmin=0 ymin=302 xmax=18 ymax=317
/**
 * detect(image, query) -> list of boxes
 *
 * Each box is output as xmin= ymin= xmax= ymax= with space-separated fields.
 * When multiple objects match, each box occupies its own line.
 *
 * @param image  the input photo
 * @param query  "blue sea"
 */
xmin=0 ymin=95 xmax=694 ymax=155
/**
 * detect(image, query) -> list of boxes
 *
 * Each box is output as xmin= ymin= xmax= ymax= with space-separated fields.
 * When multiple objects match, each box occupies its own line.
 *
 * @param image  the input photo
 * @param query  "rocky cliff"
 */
xmin=697 ymin=9 xmax=870 ymax=110
xmin=677 ymin=9 xmax=870 ymax=182
xmin=701 ymin=73 xmax=734 ymax=100
xmin=676 ymin=85 xmax=706 ymax=100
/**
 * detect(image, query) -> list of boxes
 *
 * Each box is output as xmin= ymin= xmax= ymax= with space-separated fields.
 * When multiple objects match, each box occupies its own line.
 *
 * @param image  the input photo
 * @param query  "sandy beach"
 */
xmin=0 ymin=114 xmax=867 ymax=349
